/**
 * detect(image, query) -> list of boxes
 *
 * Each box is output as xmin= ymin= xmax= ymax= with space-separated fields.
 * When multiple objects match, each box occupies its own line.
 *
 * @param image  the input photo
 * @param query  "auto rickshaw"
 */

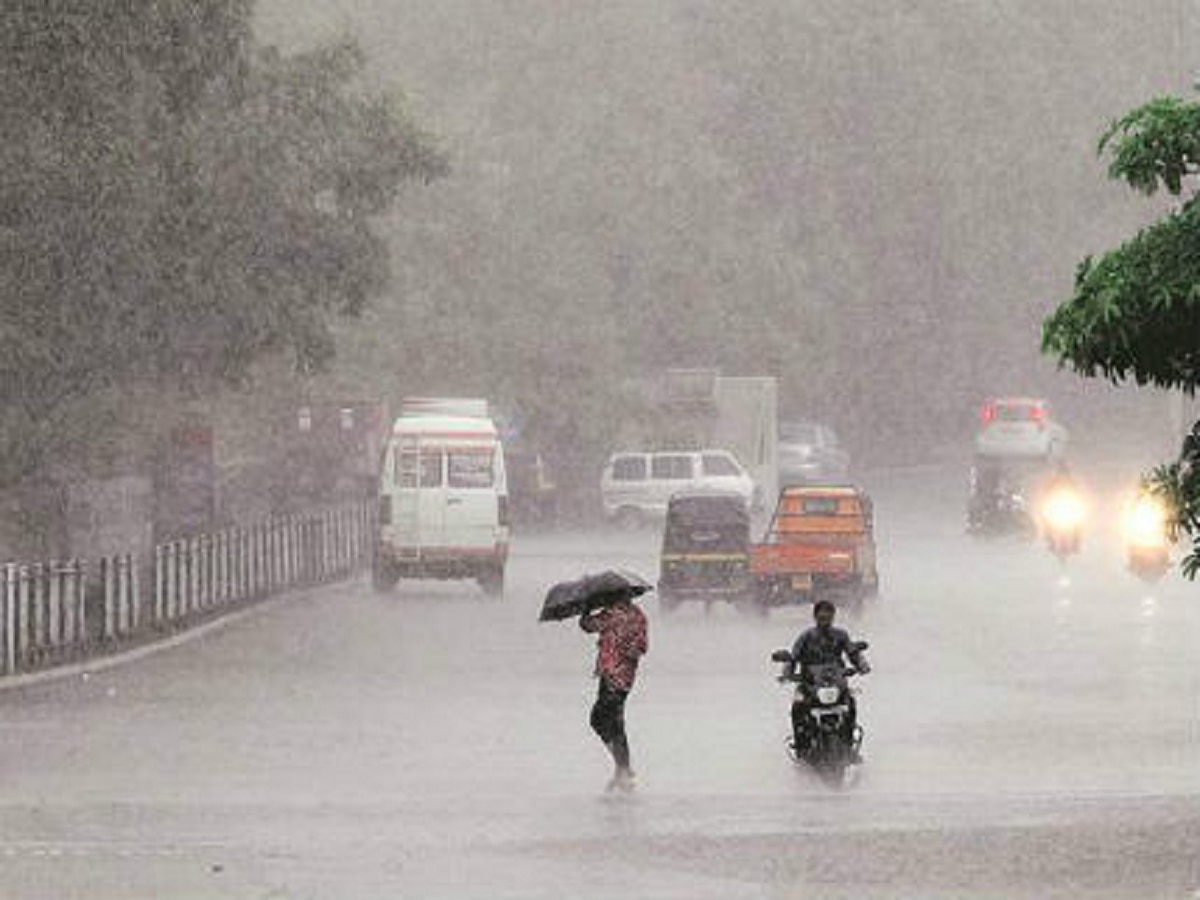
xmin=658 ymin=489 xmax=753 ymax=612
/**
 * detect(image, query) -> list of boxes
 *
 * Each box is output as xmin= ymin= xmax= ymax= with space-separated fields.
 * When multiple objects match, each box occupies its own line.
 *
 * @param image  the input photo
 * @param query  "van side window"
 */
xmin=449 ymin=450 xmax=494 ymax=488
xmin=652 ymin=454 xmax=693 ymax=480
xmin=396 ymin=451 xmax=417 ymax=488
xmin=612 ymin=456 xmax=647 ymax=481
xmin=702 ymin=453 xmax=741 ymax=477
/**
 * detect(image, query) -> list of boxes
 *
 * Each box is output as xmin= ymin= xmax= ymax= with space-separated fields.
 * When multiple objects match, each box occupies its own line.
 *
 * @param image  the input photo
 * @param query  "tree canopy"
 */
xmin=1043 ymin=95 xmax=1200 ymax=575
xmin=0 ymin=2 xmax=445 ymax=487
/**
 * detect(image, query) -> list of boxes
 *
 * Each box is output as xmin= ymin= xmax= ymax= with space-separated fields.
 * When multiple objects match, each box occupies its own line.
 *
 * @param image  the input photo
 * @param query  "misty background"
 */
xmin=256 ymin=0 xmax=1188 ymax=471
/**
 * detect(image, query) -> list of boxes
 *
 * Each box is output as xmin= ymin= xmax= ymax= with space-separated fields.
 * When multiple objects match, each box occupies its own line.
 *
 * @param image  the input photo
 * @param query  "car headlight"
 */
xmin=816 ymin=686 xmax=841 ymax=705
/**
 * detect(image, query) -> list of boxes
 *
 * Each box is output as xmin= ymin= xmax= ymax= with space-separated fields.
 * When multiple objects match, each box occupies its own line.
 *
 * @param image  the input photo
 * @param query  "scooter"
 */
xmin=1040 ymin=484 xmax=1086 ymax=562
xmin=967 ymin=488 xmax=1036 ymax=538
xmin=1123 ymin=493 xmax=1172 ymax=582
xmin=771 ymin=643 xmax=868 ymax=787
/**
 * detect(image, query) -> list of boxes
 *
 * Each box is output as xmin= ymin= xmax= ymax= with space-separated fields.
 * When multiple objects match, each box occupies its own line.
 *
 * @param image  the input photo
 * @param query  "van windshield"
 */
xmin=449 ymin=450 xmax=495 ymax=488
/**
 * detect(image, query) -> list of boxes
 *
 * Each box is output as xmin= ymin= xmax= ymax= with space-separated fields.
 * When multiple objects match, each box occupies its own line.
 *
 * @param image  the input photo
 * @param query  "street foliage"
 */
xmin=1043 ymin=96 xmax=1200 ymax=576
xmin=0 ymin=1 xmax=445 ymax=488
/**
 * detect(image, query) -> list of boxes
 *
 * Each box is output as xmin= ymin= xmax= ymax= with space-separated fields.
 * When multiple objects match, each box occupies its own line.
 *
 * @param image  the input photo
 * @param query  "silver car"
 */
xmin=778 ymin=421 xmax=850 ymax=486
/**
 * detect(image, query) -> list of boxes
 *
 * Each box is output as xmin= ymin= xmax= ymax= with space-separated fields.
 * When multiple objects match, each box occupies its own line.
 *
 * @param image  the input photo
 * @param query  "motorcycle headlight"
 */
xmin=816 ymin=686 xmax=840 ymax=705
xmin=1123 ymin=495 xmax=1168 ymax=548
xmin=1042 ymin=488 xmax=1086 ymax=532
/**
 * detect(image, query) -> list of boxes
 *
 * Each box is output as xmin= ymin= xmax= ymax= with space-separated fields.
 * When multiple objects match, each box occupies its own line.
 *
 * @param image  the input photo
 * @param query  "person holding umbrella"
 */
xmin=539 ymin=570 xmax=650 ymax=792
xmin=580 ymin=594 xmax=648 ymax=791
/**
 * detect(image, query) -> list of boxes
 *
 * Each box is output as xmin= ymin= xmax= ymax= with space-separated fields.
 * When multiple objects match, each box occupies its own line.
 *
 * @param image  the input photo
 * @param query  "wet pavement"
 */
xmin=0 ymin=467 xmax=1197 ymax=898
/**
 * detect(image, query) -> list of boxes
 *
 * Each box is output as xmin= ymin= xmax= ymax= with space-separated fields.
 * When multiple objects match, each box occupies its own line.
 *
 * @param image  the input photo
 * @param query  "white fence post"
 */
xmin=61 ymin=562 xmax=76 ymax=649
xmin=3 ymin=563 xmax=16 ymax=675
xmin=196 ymin=535 xmax=208 ymax=611
xmin=30 ymin=563 xmax=46 ymax=657
xmin=17 ymin=565 xmax=32 ymax=667
xmin=168 ymin=542 xmax=180 ymax=622
xmin=129 ymin=554 xmax=141 ymax=632
xmin=117 ymin=554 xmax=131 ymax=635
xmin=102 ymin=556 xmax=116 ymax=641
xmin=48 ymin=563 xmax=62 ymax=653
xmin=216 ymin=531 xmax=227 ymax=606
xmin=188 ymin=537 xmax=200 ymax=616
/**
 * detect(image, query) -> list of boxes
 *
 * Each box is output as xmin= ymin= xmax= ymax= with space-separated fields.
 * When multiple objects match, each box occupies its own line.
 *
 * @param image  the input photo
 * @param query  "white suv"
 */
xmin=601 ymin=450 xmax=755 ymax=527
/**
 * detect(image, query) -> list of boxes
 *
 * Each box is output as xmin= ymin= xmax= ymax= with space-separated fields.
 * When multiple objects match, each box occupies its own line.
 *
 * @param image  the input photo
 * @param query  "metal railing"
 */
xmin=0 ymin=501 xmax=373 ymax=677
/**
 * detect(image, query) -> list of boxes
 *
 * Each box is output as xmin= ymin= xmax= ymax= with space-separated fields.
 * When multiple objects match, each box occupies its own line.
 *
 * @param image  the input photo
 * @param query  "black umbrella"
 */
xmin=539 ymin=569 xmax=652 ymax=622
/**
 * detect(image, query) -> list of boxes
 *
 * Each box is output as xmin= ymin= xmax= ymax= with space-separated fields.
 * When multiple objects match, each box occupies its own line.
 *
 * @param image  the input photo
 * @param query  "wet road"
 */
xmin=0 ymin=468 xmax=1197 ymax=898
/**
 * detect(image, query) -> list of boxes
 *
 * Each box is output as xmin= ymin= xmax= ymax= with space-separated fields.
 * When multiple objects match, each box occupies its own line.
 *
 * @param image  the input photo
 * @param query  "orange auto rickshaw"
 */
xmin=751 ymin=485 xmax=879 ymax=609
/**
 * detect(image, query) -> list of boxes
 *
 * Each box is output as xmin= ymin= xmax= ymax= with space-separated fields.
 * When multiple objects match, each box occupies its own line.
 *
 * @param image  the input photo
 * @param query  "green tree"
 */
xmin=0 ymin=2 xmax=445 ymax=487
xmin=1043 ymin=96 xmax=1200 ymax=575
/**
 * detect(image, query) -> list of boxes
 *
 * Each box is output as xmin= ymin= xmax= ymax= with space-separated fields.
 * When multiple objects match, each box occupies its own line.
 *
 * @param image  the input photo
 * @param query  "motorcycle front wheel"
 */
xmin=815 ymin=732 xmax=849 ymax=788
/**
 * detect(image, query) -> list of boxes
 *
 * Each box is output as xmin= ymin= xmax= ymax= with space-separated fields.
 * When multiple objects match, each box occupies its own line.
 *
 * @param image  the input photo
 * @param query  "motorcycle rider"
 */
xmin=785 ymin=599 xmax=870 ymax=760
xmin=967 ymin=457 xmax=1003 ymax=529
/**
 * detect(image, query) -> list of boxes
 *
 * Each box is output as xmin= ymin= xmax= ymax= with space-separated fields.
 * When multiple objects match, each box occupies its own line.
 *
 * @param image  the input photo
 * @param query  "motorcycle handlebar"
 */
xmin=775 ymin=667 xmax=866 ymax=683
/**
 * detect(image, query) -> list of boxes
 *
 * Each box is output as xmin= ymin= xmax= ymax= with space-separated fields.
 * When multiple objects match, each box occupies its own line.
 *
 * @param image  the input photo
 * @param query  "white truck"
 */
xmin=373 ymin=399 xmax=509 ymax=595
xmin=710 ymin=374 xmax=779 ymax=511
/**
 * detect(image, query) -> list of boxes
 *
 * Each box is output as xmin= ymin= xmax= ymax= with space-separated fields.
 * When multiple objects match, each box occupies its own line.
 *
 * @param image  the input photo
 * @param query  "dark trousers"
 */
xmin=590 ymin=679 xmax=631 ymax=770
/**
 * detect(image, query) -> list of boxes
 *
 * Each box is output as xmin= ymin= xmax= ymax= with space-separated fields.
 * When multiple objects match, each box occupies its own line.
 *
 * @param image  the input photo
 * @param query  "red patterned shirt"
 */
xmin=580 ymin=603 xmax=648 ymax=692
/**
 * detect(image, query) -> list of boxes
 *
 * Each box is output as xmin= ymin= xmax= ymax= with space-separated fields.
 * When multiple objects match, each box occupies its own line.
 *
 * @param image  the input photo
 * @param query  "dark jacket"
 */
xmin=787 ymin=625 xmax=867 ymax=679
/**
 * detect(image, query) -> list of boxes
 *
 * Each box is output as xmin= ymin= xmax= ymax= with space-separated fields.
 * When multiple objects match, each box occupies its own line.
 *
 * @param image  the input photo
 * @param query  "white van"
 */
xmin=600 ymin=449 xmax=754 ymax=528
xmin=374 ymin=399 xmax=509 ymax=595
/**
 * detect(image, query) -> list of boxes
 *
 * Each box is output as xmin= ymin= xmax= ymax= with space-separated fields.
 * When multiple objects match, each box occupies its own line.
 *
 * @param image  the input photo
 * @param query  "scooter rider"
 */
xmin=785 ymin=600 xmax=870 ymax=757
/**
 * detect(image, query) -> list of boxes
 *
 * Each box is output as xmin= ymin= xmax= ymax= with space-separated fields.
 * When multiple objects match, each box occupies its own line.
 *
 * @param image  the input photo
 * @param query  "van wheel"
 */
xmin=372 ymin=561 xmax=400 ymax=593
xmin=478 ymin=567 xmax=505 ymax=597
xmin=614 ymin=507 xmax=644 ymax=531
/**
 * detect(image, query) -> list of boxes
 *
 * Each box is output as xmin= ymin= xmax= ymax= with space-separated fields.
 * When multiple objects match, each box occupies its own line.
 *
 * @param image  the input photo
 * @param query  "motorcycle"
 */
xmin=1123 ymin=493 xmax=1172 ymax=582
xmin=967 ymin=487 xmax=1036 ymax=537
xmin=771 ymin=643 xmax=869 ymax=786
xmin=1040 ymin=483 xmax=1086 ymax=561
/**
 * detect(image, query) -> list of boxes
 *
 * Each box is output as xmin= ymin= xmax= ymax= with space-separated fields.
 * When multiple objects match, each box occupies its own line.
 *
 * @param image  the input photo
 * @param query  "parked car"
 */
xmin=658 ymin=489 xmax=754 ymax=612
xmin=778 ymin=421 xmax=850 ymax=485
xmin=600 ymin=449 xmax=754 ymax=528
xmin=974 ymin=397 xmax=1068 ymax=461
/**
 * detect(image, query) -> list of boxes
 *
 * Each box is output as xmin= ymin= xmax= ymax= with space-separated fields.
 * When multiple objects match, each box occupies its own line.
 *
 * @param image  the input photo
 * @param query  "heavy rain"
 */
xmin=1 ymin=2 xmax=1198 ymax=898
